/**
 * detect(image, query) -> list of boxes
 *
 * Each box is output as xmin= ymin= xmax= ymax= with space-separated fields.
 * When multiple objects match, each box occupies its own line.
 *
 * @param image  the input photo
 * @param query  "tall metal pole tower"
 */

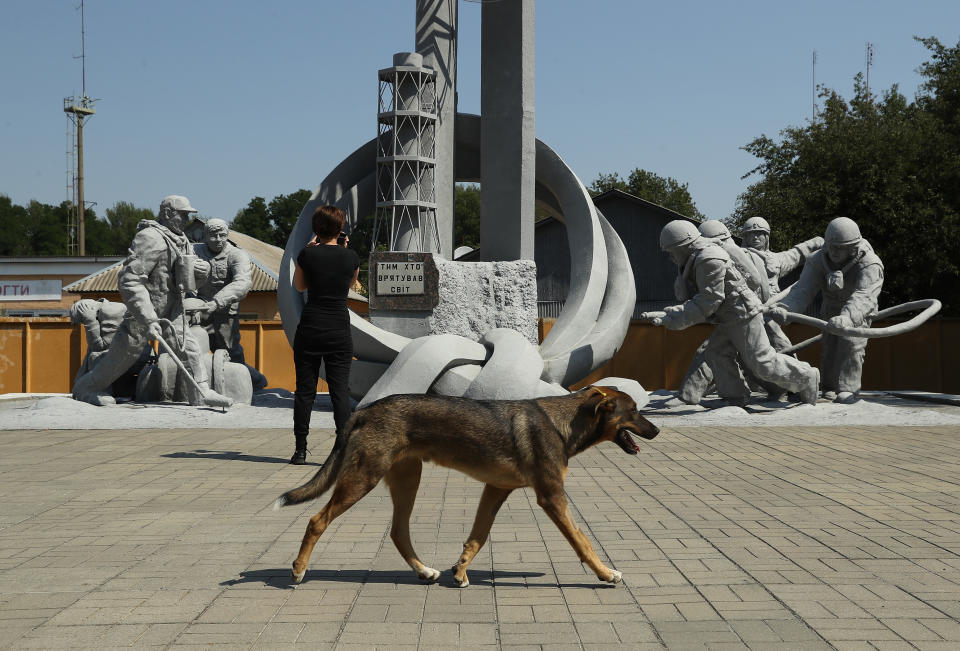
xmin=63 ymin=0 xmax=96 ymax=256
xmin=865 ymin=42 xmax=874 ymax=97
xmin=812 ymin=50 xmax=818 ymax=120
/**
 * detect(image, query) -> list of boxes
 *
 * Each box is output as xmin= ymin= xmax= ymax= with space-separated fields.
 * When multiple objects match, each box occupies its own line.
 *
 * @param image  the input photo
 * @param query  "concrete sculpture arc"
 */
xmin=279 ymin=113 xmax=638 ymax=403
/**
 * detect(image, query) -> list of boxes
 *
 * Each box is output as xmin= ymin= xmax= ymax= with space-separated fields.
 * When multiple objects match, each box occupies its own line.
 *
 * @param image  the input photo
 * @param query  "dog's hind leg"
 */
xmin=535 ymin=489 xmax=622 ymax=585
xmin=291 ymin=474 xmax=381 ymax=584
xmin=384 ymin=458 xmax=439 ymax=582
xmin=452 ymin=484 xmax=513 ymax=588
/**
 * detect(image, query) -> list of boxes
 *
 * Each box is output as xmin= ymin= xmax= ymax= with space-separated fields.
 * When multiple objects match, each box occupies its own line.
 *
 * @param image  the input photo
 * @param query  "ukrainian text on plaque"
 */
xmin=376 ymin=262 xmax=425 ymax=295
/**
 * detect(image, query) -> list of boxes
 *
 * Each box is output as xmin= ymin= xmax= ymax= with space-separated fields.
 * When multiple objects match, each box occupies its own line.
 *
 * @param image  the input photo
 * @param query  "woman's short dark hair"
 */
xmin=311 ymin=205 xmax=345 ymax=239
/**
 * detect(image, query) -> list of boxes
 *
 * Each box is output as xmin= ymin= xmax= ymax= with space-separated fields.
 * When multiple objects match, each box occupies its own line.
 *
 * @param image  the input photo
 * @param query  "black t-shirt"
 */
xmin=297 ymin=244 xmax=360 ymax=328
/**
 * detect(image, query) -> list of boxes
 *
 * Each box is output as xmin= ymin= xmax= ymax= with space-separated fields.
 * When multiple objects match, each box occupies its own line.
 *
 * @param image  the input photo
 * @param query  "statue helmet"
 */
xmin=659 ymin=220 xmax=701 ymax=251
xmin=742 ymin=216 xmax=770 ymax=234
xmin=824 ymin=216 xmax=862 ymax=246
xmin=698 ymin=220 xmax=730 ymax=240
xmin=160 ymin=195 xmax=197 ymax=214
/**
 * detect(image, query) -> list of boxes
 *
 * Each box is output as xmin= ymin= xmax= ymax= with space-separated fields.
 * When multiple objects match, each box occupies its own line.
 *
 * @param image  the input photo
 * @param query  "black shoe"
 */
xmin=290 ymin=449 xmax=307 ymax=465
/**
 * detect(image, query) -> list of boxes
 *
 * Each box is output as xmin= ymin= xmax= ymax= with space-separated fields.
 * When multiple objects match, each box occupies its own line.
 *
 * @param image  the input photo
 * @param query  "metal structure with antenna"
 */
xmin=812 ymin=50 xmax=818 ymax=120
xmin=865 ymin=42 xmax=874 ymax=96
xmin=63 ymin=0 xmax=97 ymax=256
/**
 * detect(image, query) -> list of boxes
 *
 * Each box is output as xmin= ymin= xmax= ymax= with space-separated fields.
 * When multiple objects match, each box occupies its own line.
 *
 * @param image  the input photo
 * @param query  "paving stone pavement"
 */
xmin=1 ymin=423 xmax=959 ymax=649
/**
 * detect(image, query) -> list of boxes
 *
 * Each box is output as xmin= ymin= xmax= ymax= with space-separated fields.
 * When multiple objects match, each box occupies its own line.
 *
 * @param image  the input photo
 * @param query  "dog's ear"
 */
xmin=587 ymin=386 xmax=616 ymax=415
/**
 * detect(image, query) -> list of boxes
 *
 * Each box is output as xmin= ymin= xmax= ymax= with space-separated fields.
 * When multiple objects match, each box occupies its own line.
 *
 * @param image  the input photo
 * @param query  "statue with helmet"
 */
xmin=72 ymin=195 xmax=234 ymax=409
xmin=742 ymin=216 xmax=824 ymax=298
xmin=766 ymin=217 xmax=883 ymax=403
xmin=652 ymin=219 xmax=820 ymax=407
xmin=678 ymin=220 xmax=795 ymax=404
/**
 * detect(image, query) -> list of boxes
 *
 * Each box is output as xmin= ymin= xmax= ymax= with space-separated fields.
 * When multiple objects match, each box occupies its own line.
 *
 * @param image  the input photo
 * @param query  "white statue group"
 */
xmin=652 ymin=216 xmax=884 ymax=407
xmin=72 ymin=195 xmax=264 ymax=408
xmin=69 ymin=193 xmax=908 ymax=413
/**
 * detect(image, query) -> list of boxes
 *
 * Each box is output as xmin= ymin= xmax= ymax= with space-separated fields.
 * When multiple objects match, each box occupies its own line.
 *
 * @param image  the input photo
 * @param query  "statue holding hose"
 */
xmin=654 ymin=220 xmax=821 ymax=407
xmin=643 ymin=216 xmax=941 ymax=408
xmin=72 ymin=195 xmax=233 ymax=408
xmin=766 ymin=217 xmax=883 ymax=404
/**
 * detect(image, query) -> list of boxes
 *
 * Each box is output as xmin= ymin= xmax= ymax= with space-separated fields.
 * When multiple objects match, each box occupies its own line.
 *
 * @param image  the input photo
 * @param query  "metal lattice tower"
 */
xmin=63 ymin=0 xmax=96 ymax=256
xmin=64 ymin=96 xmax=94 ymax=255
xmin=373 ymin=52 xmax=439 ymax=253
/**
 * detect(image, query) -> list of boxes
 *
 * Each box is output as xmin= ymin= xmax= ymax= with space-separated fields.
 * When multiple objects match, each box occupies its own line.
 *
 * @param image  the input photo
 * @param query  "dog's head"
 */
xmin=585 ymin=386 xmax=660 ymax=455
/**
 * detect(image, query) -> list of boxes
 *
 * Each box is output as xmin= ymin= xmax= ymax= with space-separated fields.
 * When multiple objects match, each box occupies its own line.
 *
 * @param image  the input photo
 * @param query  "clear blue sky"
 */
xmin=2 ymin=1 xmax=958 ymax=226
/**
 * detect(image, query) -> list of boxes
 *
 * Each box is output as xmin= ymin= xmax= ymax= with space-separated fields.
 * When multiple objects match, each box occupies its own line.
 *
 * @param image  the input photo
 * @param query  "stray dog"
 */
xmin=273 ymin=386 xmax=660 ymax=587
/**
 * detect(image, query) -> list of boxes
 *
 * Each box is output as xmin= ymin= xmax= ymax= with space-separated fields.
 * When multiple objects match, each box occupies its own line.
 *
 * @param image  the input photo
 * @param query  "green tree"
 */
xmin=730 ymin=37 xmax=960 ymax=315
xmin=230 ymin=189 xmax=312 ymax=247
xmin=270 ymin=189 xmax=312 ymax=246
xmin=454 ymin=183 xmax=480 ymax=249
xmin=230 ymin=196 xmax=273 ymax=244
xmin=0 ymin=195 xmax=30 ymax=256
xmin=589 ymin=168 xmax=705 ymax=219
xmin=102 ymin=201 xmax=154 ymax=254
xmin=24 ymin=200 xmax=72 ymax=255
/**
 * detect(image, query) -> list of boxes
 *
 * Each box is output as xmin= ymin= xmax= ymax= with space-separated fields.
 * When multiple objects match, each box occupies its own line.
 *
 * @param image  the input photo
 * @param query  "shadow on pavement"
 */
xmin=217 ymin=568 xmax=599 ymax=589
xmin=161 ymin=449 xmax=313 ymax=465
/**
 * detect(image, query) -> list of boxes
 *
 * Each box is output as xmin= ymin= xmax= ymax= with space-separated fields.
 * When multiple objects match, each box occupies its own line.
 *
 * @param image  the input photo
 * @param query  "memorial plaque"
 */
xmin=369 ymin=251 xmax=439 ymax=311
xmin=376 ymin=261 xmax=425 ymax=296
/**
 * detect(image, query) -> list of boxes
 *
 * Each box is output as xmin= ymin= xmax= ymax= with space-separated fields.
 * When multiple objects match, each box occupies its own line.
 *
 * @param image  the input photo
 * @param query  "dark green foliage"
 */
xmin=0 ymin=195 xmax=31 ymax=256
xmin=230 ymin=196 xmax=273 ymax=243
xmin=230 ymin=189 xmax=312 ymax=248
xmin=101 ymin=201 xmax=155 ymax=255
xmin=729 ymin=37 xmax=960 ymax=315
xmin=589 ymin=169 xmax=705 ymax=220
xmin=454 ymin=183 xmax=480 ymax=249
xmin=0 ymin=196 xmax=156 ymax=256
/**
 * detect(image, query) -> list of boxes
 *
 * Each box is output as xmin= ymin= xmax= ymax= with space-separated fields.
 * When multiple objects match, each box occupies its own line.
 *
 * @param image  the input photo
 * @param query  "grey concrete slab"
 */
xmin=1 ymin=424 xmax=959 ymax=648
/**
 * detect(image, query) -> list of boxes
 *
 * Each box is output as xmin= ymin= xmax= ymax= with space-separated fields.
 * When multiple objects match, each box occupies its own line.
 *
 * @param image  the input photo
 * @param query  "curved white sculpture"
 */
xmin=279 ymin=113 xmax=639 ymax=403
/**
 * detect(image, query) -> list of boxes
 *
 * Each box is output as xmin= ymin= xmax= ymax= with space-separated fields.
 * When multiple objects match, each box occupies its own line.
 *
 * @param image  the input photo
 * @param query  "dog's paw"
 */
xmin=291 ymin=564 xmax=306 ymax=584
xmin=450 ymin=564 xmax=470 ymax=588
xmin=604 ymin=570 xmax=623 ymax=584
xmin=418 ymin=566 xmax=441 ymax=583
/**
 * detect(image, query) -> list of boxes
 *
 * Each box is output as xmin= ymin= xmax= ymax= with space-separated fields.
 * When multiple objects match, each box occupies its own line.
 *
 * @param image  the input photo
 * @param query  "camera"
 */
xmin=337 ymin=231 xmax=347 ymax=247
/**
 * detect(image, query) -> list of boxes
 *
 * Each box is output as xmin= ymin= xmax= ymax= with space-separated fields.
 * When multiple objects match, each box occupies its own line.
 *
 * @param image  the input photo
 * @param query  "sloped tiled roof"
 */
xmin=65 ymin=230 xmax=367 ymax=302
xmin=66 ymin=230 xmax=280 ymax=293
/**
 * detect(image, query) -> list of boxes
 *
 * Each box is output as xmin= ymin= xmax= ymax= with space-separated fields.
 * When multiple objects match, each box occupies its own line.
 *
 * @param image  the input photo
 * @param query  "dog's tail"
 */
xmin=271 ymin=412 xmax=363 ymax=510
xmin=271 ymin=445 xmax=343 ymax=510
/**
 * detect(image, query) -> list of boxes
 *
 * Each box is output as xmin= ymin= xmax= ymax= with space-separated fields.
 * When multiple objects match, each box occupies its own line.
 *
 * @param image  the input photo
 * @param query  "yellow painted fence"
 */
xmin=2 ymin=317 xmax=958 ymax=395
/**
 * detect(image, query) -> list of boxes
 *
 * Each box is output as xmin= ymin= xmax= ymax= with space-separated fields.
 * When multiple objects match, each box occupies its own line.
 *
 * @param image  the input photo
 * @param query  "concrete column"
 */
xmin=480 ymin=0 xmax=535 ymax=261
xmin=416 ymin=0 xmax=457 ymax=259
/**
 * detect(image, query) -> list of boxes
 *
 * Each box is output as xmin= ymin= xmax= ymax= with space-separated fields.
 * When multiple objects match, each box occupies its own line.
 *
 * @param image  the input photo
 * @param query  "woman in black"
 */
xmin=291 ymin=205 xmax=359 ymax=464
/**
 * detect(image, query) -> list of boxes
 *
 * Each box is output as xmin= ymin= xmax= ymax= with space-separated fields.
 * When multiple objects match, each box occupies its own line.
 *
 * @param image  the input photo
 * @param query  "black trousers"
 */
xmin=292 ymin=323 xmax=353 ymax=448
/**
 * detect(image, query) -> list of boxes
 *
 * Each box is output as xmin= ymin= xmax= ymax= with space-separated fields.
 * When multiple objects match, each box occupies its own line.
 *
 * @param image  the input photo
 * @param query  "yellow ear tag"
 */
xmin=593 ymin=387 xmax=608 ymax=414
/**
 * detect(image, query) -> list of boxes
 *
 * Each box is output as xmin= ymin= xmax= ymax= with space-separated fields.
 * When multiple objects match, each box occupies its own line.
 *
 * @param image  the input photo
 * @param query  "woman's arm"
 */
xmin=294 ymin=262 xmax=308 ymax=292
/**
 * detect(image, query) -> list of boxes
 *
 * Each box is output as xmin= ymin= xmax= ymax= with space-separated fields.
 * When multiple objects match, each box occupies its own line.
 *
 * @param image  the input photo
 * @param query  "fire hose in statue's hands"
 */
xmin=638 ymin=299 xmax=942 ymax=354
xmin=153 ymin=319 xmax=233 ymax=410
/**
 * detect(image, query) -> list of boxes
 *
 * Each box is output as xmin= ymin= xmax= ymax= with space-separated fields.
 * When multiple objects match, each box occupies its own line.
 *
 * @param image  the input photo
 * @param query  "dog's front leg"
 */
xmin=452 ymin=484 xmax=513 ymax=588
xmin=535 ymin=491 xmax=622 ymax=585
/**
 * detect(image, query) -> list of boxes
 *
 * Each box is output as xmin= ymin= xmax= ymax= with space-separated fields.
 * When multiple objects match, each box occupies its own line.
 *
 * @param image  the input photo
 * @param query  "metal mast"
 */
xmin=63 ymin=0 xmax=96 ymax=255
xmin=812 ymin=50 xmax=817 ymax=120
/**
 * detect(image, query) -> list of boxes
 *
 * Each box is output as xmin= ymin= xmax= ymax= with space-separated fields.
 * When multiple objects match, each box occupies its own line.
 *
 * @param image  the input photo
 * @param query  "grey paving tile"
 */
xmin=0 ymin=424 xmax=958 ymax=649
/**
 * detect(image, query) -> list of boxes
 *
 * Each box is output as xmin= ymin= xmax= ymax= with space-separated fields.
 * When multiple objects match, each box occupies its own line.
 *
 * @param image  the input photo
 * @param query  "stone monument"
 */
xmin=71 ymin=196 xmax=262 ymax=408
xmin=278 ymin=0 xmax=643 ymax=406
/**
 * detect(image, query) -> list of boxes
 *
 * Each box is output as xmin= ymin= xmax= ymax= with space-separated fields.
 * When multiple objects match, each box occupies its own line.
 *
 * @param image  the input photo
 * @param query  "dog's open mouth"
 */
xmin=615 ymin=428 xmax=641 ymax=455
